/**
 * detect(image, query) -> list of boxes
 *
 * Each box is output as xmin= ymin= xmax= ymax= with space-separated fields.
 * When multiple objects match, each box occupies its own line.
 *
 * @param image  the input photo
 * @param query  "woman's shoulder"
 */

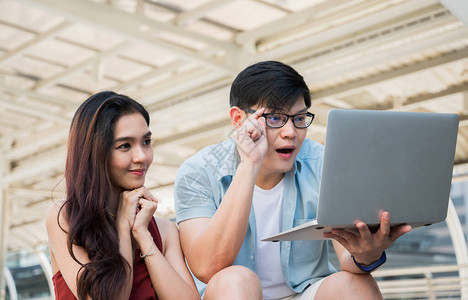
xmin=45 ymin=200 xmax=68 ymax=231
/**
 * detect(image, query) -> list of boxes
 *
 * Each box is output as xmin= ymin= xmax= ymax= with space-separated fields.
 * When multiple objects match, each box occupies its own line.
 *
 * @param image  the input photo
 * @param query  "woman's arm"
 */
xmin=132 ymin=198 xmax=200 ymax=300
xmin=116 ymin=189 xmax=148 ymax=298
xmin=46 ymin=197 xmax=137 ymax=300
xmin=46 ymin=202 xmax=91 ymax=298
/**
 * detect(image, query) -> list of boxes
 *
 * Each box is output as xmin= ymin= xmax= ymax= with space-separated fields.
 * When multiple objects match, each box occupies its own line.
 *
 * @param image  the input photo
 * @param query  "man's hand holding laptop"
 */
xmin=324 ymin=211 xmax=412 ymax=269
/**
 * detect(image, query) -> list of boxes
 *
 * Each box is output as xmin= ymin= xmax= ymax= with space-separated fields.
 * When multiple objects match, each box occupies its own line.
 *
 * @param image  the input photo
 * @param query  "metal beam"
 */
xmin=305 ymin=25 xmax=468 ymax=84
xmin=2 ymin=267 xmax=16 ymax=300
xmin=250 ymin=0 xmax=292 ymax=13
xmin=9 ymin=187 xmax=53 ymax=200
xmin=146 ymin=1 xmax=240 ymax=34
xmin=0 ymin=19 xmax=38 ymax=35
xmin=446 ymin=198 xmax=468 ymax=299
xmin=404 ymin=82 xmax=468 ymax=107
xmin=33 ymin=41 xmax=130 ymax=91
xmin=5 ymin=146 xmax=65 ymax=185
xmin=140 ymin=67 xmax=228 ymax=105
xmin=0 ymin=83 xmax=73 ymax=109
xmin=114 ymin=60 xmax=185 ymax=91
xmin=262 ymin=0 xmax=440 ymax=59
xmin=35 ymin=250 xmax=54 ymax=299
xmin=20 ymin=0 xmax=239 ymax=73
xmin=292 ymin=6 xmax=456 ymax=73
xmin=0 ymin=120 xmax=57 ymax=152
xmin=174 ymin=0 xmax=235 ymax=26
xmin=310 ymin=47 xmax=468 ymax=100
xmin=235 ymin=0 xmax=349 ymax=45
xmin=5 ymin=126 xmax=68 ymax=161
xmin=0 ymin=20 xmax=72 ymax=65
xmin=148 ymin=79 xmax=230 ymax=112
xmin=463 ymin=91 xmax=468 ymax=112
xmin=0 ymin=95 xmax=69 ymax=125
xmin=27 ymin=0 xmax=236 ymax=51
xmin=0 ymin=152 xmax=7 ymax=300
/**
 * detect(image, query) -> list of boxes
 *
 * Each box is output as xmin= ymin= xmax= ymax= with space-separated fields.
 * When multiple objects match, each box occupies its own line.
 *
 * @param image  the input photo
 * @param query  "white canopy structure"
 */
xmin=0 ymin=0 xmax=467 ymax=299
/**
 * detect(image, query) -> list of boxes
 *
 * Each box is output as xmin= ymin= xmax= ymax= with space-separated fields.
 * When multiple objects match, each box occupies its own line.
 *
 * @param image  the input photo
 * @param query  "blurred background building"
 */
xmin=0 ymin=0 xmax=467 ymax=299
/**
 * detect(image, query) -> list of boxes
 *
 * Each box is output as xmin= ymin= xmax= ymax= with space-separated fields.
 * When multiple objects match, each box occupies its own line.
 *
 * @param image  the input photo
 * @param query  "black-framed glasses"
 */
xmin=244 ymin=108 xmax=315 ymax=128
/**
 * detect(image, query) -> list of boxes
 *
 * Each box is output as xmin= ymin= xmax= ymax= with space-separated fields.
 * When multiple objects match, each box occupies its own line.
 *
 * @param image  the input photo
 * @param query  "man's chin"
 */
xmin=273 ymin=161 xmax=295 ymax=174
xmin=262 ymin=154 xmax=296 ymax=173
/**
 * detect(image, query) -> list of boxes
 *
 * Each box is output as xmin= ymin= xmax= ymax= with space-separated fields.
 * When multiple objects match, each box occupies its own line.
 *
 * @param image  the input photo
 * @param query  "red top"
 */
xmin=52 ymin=218 xmax=163 ymax=300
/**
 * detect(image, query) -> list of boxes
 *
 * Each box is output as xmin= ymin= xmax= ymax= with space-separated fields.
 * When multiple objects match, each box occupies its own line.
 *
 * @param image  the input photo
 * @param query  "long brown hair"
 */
xmin=61 ymin=91 xmax=149 ymax=299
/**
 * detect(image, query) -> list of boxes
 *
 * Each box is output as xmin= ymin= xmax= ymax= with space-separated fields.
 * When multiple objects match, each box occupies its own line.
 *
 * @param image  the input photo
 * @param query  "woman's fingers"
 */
xmin=134 ymin=187 xmax=159 ymax=203
xmin=138 ymin=197 xmax=158 ymax=210
xmin=132 ymin=198 xmax=158 ymax=234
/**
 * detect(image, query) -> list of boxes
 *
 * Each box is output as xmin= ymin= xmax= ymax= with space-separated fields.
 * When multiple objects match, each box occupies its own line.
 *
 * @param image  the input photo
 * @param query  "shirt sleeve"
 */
xmin=174 ymin=156 xmax=218 ymax=224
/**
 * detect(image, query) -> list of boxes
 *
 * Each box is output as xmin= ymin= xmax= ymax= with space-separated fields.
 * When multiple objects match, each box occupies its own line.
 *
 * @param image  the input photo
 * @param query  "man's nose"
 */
xmin=280 ymin=117 xmax=297 ymax=138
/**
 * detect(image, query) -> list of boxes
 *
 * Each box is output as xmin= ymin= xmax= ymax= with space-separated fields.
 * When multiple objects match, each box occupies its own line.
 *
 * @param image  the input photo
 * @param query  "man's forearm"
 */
xmin=186 ymin=161 xmax=261 ymax=281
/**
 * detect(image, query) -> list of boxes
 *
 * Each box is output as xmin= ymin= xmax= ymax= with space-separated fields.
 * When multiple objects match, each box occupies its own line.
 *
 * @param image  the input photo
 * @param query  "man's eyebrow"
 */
xmin=295 ymin=108 xmax=308 ymax=113
xmin=269 ymin=107 xmax=308 ymax=114
xmin=274 ymin=108 xmax=308 ymax=114
xmin=114 ymin=131 xmax=152 ymax=143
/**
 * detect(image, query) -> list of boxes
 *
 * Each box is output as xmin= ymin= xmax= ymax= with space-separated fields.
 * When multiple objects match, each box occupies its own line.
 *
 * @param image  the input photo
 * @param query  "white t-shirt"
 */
xmin=253 ymin=179 xmax=295 ymax=299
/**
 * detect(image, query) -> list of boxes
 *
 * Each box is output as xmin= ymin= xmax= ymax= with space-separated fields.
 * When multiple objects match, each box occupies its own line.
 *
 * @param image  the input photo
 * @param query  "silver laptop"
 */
xmin=264 ymin=109 xmax=459 ymax=241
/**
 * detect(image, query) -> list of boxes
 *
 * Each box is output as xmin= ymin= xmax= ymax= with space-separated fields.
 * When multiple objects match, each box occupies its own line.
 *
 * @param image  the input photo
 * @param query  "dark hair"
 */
xmin=61 ymin=91 xmax=149 ymax=299
xmin=229 ymin=61 xmax=311 ymax=111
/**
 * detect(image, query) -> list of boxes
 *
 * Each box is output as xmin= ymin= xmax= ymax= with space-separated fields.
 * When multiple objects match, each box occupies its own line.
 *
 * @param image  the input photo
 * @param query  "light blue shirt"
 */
xmin=174 ymin=138 xmax=336 ymax=294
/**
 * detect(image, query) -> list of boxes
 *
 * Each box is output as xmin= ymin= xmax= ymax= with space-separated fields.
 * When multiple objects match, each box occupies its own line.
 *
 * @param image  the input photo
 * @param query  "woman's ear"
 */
xmin=229 ymin=106 xmax=245 ymax=126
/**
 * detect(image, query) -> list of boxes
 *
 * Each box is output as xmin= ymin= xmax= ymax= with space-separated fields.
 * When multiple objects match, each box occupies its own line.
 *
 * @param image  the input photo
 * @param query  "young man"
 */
xmin=174 ymin=61 xmax=411 ymax=300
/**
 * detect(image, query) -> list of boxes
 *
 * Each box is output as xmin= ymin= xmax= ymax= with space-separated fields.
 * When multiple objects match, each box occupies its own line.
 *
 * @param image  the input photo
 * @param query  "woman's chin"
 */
xmin=123 ymin=182 xmax=145 ymax=191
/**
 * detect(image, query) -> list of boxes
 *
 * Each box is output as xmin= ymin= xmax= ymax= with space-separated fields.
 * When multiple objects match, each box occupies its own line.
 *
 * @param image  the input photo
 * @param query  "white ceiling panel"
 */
xmin=207 ymin=0 xmax=287 ymax=31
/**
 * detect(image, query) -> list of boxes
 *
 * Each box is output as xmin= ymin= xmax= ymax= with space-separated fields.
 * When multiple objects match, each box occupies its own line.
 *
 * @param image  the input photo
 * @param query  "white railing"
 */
xmin=374 ymin=264 xmax=468 ymax=299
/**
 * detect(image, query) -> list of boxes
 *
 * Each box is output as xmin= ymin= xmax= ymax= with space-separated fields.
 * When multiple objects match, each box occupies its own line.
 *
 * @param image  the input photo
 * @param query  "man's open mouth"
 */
xmin=276 ymin=148 xmax=294 ymax=154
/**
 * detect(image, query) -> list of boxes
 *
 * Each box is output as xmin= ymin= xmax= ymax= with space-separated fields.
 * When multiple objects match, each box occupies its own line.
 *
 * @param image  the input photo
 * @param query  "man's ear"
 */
xmin=229 ymin=106 xmax=245 ymax=126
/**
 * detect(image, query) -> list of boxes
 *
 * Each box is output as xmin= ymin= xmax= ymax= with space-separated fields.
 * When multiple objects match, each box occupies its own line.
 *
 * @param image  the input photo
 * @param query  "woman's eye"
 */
xmin=116 ymin=143 xmax=130 ymax=150
xmin=143 ymin=139 xmax=152 ymax=145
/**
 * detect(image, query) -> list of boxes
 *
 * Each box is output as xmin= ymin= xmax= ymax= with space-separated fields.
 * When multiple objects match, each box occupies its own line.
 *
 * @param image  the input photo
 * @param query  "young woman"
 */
xmin=46 ymin=91 xmax=200 ymax=300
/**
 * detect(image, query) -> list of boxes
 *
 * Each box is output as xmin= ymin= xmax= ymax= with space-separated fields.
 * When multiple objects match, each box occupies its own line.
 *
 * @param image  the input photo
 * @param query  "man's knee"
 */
xmin=315 ymin=271 xmax=383 ymax=300
xmin=204 ymin=266 xmax=262 ymax=300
